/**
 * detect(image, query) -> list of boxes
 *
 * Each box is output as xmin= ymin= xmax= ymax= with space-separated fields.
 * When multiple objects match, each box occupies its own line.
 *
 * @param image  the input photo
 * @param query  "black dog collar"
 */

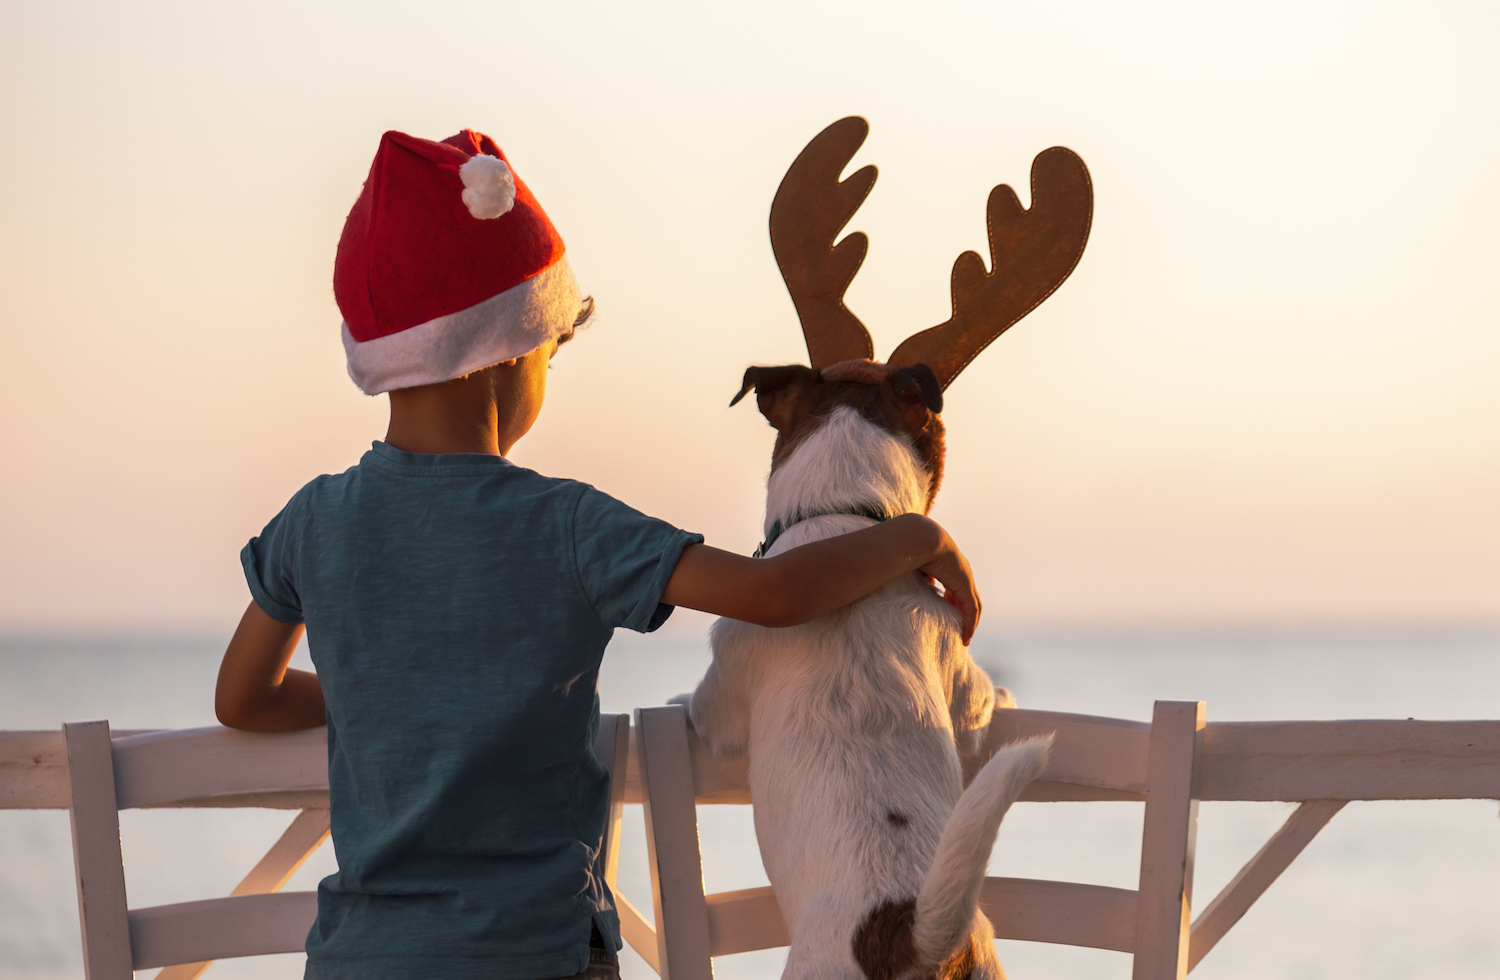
xmin=753 ymin=505 xmax=894 ymax=558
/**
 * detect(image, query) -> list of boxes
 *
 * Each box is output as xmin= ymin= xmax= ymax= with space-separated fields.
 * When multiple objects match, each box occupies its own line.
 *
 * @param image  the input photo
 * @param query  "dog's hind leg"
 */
xmin=780 ymin=896 xmax=868 ymax=980
xmin=913 ymin=737 xmax=1050 ymax=969
xmin=958 ymin=914 xmax=1006 ymax=980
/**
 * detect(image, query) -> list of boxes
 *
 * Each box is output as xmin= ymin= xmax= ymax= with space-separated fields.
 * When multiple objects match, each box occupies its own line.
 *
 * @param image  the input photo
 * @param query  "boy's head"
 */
xmin=333 ymin=129 xmax=592 ymax=397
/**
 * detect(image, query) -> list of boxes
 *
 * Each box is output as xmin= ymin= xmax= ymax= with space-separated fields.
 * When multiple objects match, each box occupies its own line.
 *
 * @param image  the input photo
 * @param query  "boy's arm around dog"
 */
xmin=661 ymin=512 xmax=980 ymax=643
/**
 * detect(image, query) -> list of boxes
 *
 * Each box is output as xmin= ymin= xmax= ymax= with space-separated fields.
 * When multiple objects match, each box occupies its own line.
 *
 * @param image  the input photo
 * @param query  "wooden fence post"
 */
xmin=65 ymin=720 xmax=134 ymax=980
xmin=1132 ymin=701 xmax=1205 ymax=980
xmin=636 ymin=706 xmax=713 ymax=980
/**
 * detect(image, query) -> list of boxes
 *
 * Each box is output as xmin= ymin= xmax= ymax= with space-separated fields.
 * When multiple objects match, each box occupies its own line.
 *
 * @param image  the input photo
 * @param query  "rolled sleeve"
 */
xmin=240 ymin=503 xmax=305 ymax=624
xmin=571 ymin=487 xmax=703 ymax=633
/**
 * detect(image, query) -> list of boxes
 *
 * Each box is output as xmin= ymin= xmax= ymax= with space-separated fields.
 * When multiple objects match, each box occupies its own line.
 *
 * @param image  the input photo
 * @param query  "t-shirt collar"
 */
xmin=366 ymin=440 xmax=517 ymax=471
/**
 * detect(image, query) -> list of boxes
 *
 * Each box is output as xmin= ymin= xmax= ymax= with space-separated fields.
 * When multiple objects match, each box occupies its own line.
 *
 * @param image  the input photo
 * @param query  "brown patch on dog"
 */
xmin=852 ymin=899 xmax=979 ymax=980
xmin=733 ymin=362 xmax=948 ymax=510
xmin=852 ymin=898 xmax=920 ymax=980
xmin=885 ymin=809 xmax=910 ymax=827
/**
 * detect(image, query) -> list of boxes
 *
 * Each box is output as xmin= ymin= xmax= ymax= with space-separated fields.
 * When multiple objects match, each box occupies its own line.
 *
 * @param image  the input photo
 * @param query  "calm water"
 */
xmin=1 ymin=628 xmax=1497 ymax=980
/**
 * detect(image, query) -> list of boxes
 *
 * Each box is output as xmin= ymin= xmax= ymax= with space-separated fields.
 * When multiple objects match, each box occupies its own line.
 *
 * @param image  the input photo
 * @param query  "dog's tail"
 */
xmin=911 ymin=735 xmax=1052 ymax=967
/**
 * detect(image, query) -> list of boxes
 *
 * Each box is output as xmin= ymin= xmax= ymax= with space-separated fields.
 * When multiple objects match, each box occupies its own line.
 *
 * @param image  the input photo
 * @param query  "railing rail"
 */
xmin=3 ymin=710 xmax=1497 ymax=977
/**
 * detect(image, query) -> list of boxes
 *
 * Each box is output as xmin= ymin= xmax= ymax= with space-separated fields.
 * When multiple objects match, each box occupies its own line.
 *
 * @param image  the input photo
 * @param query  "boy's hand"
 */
xmin=918 ymin=523 xmax=981 ymax=644
xmin=662 ymin=514 xmax=982 ymax=644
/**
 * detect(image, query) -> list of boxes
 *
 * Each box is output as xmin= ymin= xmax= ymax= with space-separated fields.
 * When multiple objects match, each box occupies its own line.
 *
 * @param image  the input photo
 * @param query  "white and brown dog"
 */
xmin=675 ymin=118 xmax=1093 ymax=980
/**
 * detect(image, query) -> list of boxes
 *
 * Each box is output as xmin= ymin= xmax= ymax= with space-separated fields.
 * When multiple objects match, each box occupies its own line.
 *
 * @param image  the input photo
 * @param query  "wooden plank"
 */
xmin=128 ymin=892 xmax=318 ymax=969
xmin=604 ymin=713 xmax=664 ymax=969
xmin=12 ymin=715 xmax=1500 ymax=810
xmin=1187 ymin=800 xmax=1345 ymax=971
xmin=663 ymin=707 xmax=1153 ymax=807
xmin=609 ymin=723 xmax=750 ymax=805
xmin=982 ymin=877 xmax=1138 ymax=953
xmin=597 ymin=713 xmax=630 ymax=887
xmin=706 ymin=886 xmax=787 ymax=956
xmin=1019 ymin=781 xmax=1145 ymax=803
xmin=151 ymin=808 xmax=332 ymax=980
xmin=1 ymin=730 xmax=69 ymax=809
xmin=618 ymin=892 xmax=661 ymax=972
xmin=636 ymin=706 xmax=713 ymax=980
xmin=1199 ymin=719 xmax=1500 ymax=801
xmin=1132 ymin=701 xmax=1205 ymax=980
xmin=698 ymin=877 xmax=1140 ymax=958
xmin=624 ymin=725 xmax=645 ymax=804
xmin=215 ymin=808 xmax=330 ymax=897
xmin=0 ymin=730 xmax=151 ymax=809
xmin=112 ymin=726 xmax=327 ymax=810
xmin=982 ymin=709 xmax=1152 ymax=794
xmin=65 ymin=721 xmax=134 ymax=980
xmin=145 ymin=790 xmax=330 ymax=810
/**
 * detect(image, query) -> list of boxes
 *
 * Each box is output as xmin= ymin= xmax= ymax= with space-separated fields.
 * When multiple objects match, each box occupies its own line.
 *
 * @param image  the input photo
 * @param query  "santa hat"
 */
xmin=334 ymin=129 xmax=587 ymax=394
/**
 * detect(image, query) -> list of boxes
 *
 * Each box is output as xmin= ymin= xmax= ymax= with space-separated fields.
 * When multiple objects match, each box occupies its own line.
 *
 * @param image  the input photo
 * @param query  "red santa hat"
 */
xmin=334 ymin=129 xmax=587 ymax=394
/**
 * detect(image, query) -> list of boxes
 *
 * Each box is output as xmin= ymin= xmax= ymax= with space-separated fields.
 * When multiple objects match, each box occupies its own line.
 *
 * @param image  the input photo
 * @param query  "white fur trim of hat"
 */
xmin=342 ymin=259 xmax=583 ymax=395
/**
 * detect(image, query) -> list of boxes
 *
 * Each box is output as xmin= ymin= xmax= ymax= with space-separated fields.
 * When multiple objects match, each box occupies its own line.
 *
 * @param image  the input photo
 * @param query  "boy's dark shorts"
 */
xmin=543 ymin=925 xmax=619 ymax=980
xmin=545 ymin=946 xmax=620 ymax=980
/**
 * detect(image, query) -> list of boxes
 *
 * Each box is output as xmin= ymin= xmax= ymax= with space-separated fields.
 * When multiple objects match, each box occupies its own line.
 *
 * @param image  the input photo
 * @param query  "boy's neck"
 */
xmin=383 ymin=346 xmax=550 ymax=457
xmin=384 ymin=369 xmax=506 ymax=456
xmin=384 ymin=395 xmax=502 ymax=455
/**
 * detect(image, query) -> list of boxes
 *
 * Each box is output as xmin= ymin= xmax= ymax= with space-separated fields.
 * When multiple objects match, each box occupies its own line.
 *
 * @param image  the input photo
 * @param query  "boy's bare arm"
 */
xmin=215 ymin=601 xmax=326 ymax=732
xmin=661 ymin=513 xmax=982 ymax=643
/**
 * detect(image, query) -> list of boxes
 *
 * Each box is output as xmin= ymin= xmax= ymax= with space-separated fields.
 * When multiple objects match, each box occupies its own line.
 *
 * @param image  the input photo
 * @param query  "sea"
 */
xmin=1 ymin=628 xmax=1496 ymax=980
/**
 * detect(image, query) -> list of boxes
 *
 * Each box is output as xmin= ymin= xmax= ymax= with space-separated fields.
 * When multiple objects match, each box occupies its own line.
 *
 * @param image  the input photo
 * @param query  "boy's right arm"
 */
xmin=660 ymin=513 xmax=982 ymax=643
xmin=216 ymin=601 xmax=326 ymax=732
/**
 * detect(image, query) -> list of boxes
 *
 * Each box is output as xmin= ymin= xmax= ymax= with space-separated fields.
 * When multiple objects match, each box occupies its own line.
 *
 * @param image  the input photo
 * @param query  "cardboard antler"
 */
xmin=888 ymin=147 xmax=1093 ymax=389
xmin=770 ymin=116 xmax=878 ymax=368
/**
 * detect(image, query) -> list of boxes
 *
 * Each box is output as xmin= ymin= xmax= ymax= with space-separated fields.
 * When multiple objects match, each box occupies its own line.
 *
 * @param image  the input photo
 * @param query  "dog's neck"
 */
xmin=763 ymin=406 xmax=932 ymax=539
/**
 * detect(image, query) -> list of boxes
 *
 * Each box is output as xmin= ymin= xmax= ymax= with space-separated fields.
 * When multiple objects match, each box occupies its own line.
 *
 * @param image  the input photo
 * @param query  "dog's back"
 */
xmin=708 ymin=545 xmax=1047 ymax=980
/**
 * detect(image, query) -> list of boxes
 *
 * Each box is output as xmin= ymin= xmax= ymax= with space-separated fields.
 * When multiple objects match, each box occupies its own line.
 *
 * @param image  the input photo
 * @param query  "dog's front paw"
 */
xmin=994 ymin=686 xmax=1018 ymax=710
xmin=666 ymin=692 xmax=696 ymax=728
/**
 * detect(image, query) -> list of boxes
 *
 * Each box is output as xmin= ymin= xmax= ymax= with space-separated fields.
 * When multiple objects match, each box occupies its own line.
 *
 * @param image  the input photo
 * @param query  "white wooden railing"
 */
xmin=2 ymin=708 xmax=1497 ymax=979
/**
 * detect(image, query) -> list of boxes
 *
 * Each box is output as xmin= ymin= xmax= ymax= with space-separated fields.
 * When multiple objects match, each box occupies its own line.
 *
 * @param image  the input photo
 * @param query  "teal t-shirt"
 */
xmin=241 ymin=442 xmax=702 ymax=980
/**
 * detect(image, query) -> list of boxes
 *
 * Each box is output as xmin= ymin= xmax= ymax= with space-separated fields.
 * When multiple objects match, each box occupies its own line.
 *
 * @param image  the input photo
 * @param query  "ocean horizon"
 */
xmin=2 ymin=627 xmax=1496 ymax=979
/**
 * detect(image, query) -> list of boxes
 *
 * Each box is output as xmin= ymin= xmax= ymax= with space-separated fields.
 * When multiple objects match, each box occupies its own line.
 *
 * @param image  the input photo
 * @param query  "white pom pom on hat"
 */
xmin=460 ymin=154 xmax=516 ymax=219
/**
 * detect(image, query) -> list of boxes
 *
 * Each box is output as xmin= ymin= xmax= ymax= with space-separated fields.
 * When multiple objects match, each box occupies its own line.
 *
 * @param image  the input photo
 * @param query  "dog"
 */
xmin=674 ymin=118 xmax=1093 ymax=980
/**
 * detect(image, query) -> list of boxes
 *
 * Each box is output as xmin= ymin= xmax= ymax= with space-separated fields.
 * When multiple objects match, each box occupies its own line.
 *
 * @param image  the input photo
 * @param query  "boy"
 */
xmin=216 ymin=128 xmax=981 ymax=980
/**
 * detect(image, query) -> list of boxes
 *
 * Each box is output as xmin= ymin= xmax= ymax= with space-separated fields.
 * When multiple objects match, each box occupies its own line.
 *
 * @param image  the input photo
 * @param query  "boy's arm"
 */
xmin=215 ymin=601 xmax=326 ymax=732
xmin=661 ymin=513 xmax=982 ymax=643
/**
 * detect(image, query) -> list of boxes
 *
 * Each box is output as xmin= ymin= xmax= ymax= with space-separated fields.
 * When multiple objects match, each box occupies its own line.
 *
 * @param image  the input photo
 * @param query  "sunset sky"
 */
xmin=1 ymin=1 xmax=1496 ymax=632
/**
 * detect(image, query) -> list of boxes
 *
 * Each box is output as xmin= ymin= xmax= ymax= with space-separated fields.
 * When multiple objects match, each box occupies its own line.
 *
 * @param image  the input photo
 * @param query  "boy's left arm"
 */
xmin=216 ymin=600 xmax=326 ymax=732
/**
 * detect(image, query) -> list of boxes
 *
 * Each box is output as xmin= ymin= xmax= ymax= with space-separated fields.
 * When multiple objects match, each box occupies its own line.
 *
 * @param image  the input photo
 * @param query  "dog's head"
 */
xmin=732 ymin=359 xmax=946 ymax=509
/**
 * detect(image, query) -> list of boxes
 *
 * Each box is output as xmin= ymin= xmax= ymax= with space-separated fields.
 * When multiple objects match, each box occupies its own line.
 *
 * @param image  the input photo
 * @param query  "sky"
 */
xmin=0 ymin=0 xmax=1496 ymax=632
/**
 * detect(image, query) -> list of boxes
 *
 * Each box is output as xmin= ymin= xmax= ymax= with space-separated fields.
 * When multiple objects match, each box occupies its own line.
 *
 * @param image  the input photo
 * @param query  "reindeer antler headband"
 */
xmin=769 ymin=117 xmax=1094 ymax=390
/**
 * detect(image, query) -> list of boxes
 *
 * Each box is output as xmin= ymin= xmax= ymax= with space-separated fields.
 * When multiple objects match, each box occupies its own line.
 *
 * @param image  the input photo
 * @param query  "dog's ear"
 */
xmin=889 ymin=364 xmax=943 ymax=415
xmin=731 ymin=365 xmax=821 ymax=433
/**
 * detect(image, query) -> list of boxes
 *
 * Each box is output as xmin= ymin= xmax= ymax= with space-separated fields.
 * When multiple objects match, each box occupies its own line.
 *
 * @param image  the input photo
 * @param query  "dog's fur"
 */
xmin=678 ymin=362 xmax=1051 ymax=980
